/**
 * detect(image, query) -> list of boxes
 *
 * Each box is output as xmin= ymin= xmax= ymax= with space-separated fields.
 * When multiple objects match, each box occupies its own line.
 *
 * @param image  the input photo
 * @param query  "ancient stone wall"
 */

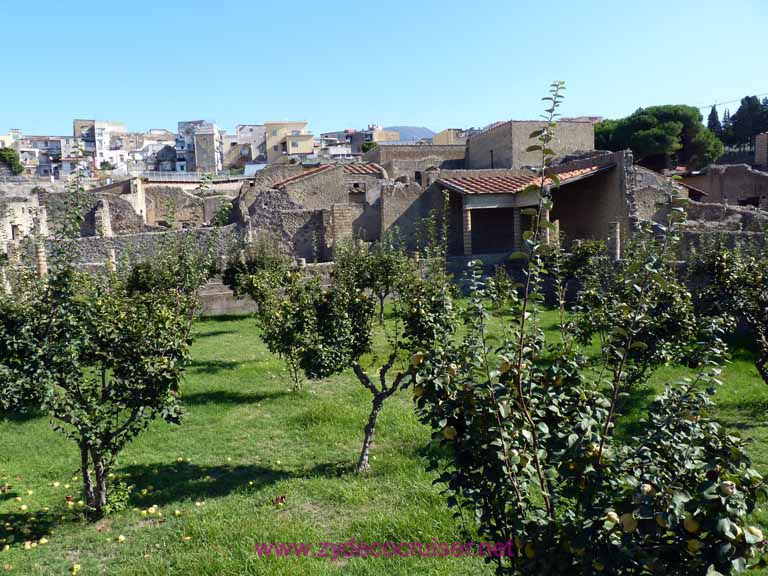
xmin=279 ymin=209 xmax=325 ymax=261
xmin=680 ymin=164 xmax=768 ymax=210
xmin=282 ymin=167 xmax=349 ymax=209
xmin=466 ymin=121 xmax=595 ymax=169
xmin=144 ymin=185 xmax=229 ymax=228
xmin=380 ymin=181 xmax=443 ymax=250
xmin=35 ymin=224 xmax=239 ymax=265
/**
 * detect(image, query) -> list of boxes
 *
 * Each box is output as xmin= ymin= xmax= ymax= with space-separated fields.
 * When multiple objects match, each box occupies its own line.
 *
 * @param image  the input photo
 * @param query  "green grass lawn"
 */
xmin=1 ymin=310 xmax=767 ymax=575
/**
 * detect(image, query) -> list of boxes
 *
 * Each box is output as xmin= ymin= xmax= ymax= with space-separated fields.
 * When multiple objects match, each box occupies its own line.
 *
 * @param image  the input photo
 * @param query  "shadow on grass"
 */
xmin=121 ymin=462 xmax=291 ymax=508
xmin=183 ymin=389 xmax=288 ymax=406
xmin=196 ymin=314 xmax=254 ymax=323
xmin=0 ymin=511 xmax=58 ymax=547
xmin=611 ymin=384 xmax=656 ymax=442
xmin=188 ymin=359 xmax=241 ymax=374
xmin=0 ymin=407 xmax=43 ymax=424
xmin=121 ymin=459 xmax=354 ymax=508
xmin=717 ymin=396 xmax=768 ymax=431
xmin=193 ymin=329 xmax=237 ymax=340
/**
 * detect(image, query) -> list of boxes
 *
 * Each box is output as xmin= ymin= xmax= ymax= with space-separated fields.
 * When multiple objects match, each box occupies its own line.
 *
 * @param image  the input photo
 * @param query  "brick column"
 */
xmin=512 ymin=208 xmax=522 ymax=252
xmin=462 ymin=207 xmax=472 ymax=256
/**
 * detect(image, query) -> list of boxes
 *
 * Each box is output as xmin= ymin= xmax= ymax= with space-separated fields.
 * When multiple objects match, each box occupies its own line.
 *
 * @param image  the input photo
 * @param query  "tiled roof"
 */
xmin=272 ymin=163 xmax=385 ymax=189
xmin=273 ymin=164 xmax=336 ymax=189
xmin=343 ymin=163 xmax=384 ymax=176
xmin=439 ymin=165 xmax=608 ymax=195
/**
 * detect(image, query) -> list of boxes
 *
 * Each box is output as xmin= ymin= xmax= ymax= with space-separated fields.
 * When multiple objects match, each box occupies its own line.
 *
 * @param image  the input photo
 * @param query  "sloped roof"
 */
xmin=272 ymin=163 xmax=384 ymax=189
xmin=439 ymin=165 xmax=610 ymax=195
xmin=273 ymin=164 xmax=336 ymax=189
xmin=343 ymin=163 xmax=384 ymax=176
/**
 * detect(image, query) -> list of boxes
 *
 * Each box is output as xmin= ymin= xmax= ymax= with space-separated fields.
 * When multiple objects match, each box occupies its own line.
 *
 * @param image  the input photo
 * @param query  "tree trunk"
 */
xmin=90 ymin=447 xmax=108 ymax=517
xmin=757 ymin=349 xmax=768 ymax=387
xmin=356 ymin=396 xmax=384 ymax=473
xmin=378 ymin=295 xmax=385 ymax=325
xmin=80 ymin=441 xmax=94 ymax=508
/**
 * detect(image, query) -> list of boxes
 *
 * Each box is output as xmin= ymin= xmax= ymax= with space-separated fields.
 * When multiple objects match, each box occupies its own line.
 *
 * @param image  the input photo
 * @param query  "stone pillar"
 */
xmin=608 ymin=222 xmax=621 ymax=262
xmin=0 ymin=268 xmax=10 ymax=295
xmin=106 ymin=248 xmax=117 ymax=271
xmin=462 ymin=207 xmax=472 ymax=256
xmin=6 ymin=242 xmax=20 ymax=266
xmin=0 ymin=203 xmax=8 ymax=255
xmin=541 ymin=208 xmax=551 ymax=245
xmin=95 ymin=199 xmax=113 ymax=238
xmin=756 ymin=132 xmax=768 ymax=168
xmin=552 ymin=219 xmax=560 ymax=246
xmin=512 ymin=208 xmax=522 ymax=252
xmin=36 ymin=242 xmax=48 ymax=278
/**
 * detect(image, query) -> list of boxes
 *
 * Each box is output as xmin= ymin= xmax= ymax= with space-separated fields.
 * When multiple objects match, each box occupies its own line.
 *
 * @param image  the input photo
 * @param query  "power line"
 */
xmin=696 ymin=92 xmax=768 ymax=111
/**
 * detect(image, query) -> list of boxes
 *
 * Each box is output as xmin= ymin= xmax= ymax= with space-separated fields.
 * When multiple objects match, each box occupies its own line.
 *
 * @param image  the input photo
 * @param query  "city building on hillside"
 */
xmin=73 ymin=119 xmax=127 ymax=169
xmin=320 ymin=125 xmax=400 ymax=155
xmin=176 ymin=121 xmax=224 ymax=173
xmin=264 ymin=121 xmax=314 ymax=163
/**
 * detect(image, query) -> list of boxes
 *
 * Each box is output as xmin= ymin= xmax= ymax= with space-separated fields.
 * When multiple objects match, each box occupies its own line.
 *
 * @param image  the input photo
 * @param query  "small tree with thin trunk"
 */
xmin=0 ymin=160 xmax=198 ymax=518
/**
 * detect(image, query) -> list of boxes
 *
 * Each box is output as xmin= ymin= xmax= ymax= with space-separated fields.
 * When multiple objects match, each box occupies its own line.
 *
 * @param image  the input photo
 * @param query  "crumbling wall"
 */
xmin=685 ymin=202 xmax=768 ymax=232
xmin=680 ymin=164 xmax=768 ymax=209
xmin=144 ymin=185 xmax=228 ymax=228
xmin=37 ymin=225 xmax=239 ymax=265
xmin=279 ymin=210 xmax=325 ymax=261
xmin=380 ymin=181 xmax=443 ymax=250
xmin=282 ymin=167 xmax=349 ymax=209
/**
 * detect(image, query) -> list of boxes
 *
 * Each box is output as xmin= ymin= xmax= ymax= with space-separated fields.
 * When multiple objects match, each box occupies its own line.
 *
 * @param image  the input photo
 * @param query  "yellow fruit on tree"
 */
xmin=687 ymin=539 xmax=704 ymax=554
xmin=683 ymin=516 xmax=700 ymax=534
xmin=524 ymin=543 xmax=535 ymax=559
xmin=620 ymin=513 xmax=638 ymax=533
xmin=747 ymin=526 xmax=764 ymax=542
xmin=443 ymin=426 xmax=458 ymax=440
xmin=605 ymin=511 xmax=619 ymax=525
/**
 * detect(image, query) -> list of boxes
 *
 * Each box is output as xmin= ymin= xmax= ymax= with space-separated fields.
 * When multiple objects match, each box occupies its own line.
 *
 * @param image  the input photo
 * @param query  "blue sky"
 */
xmin=1 ymin=0 xmax=766 ymax=136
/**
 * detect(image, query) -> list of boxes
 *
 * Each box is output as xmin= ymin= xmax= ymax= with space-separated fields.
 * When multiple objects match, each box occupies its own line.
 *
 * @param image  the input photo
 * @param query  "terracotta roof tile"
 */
xmin=272 ymin=164 xmax=336 ymax=189
xmin=439 ymin=165 xmax=608 ymax=195
xmin=343 ymin=163 xmax=384 ymax=176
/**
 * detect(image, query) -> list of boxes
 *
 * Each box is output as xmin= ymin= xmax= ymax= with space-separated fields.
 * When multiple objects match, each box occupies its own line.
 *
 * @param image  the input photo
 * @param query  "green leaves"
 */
xmin=0 ymin=251 xmax=196 ymax=518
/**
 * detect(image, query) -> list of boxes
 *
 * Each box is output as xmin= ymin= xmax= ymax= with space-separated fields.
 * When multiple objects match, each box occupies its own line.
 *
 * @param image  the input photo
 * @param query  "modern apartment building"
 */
xmin=264 ymin=121 xmax=314 ymax=163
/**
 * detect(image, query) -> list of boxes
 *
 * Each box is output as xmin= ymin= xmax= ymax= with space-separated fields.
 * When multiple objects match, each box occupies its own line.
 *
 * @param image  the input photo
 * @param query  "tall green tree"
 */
xmin=595 ymin=105 xmax=724 ymax=169
xmin=730 ymin=96 xmax=766 ymax=149
xmin=707 ymin=105 xmax=722 ymax=137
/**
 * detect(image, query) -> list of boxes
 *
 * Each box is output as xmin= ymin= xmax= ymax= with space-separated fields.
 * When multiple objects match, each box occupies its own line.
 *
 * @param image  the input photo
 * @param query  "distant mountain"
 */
xmin=385 ymin=126 xmax=436 ymax=142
